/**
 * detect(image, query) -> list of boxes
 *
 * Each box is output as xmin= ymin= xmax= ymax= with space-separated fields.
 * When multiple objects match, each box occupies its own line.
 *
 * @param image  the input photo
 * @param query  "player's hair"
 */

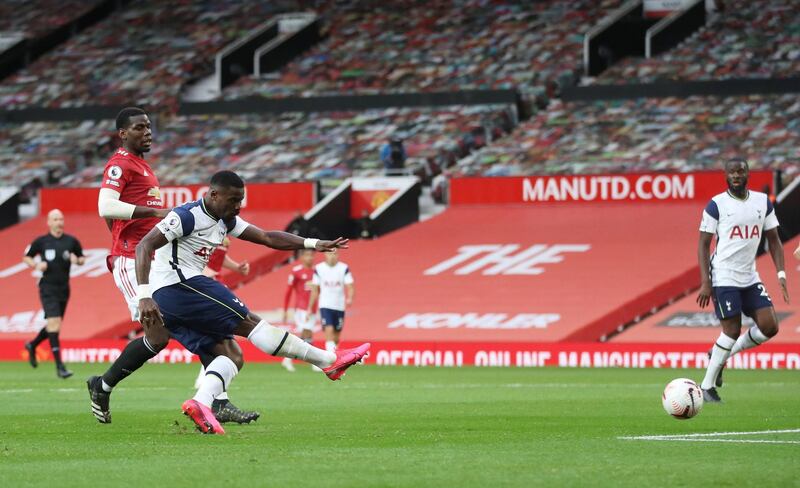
xmin=116 ymin=107 xmax=147 ymax=130
xmin=210 ymin=170 xmax=245 ymax=189
xmin=725 ymin=157 xmax=749 ymax=169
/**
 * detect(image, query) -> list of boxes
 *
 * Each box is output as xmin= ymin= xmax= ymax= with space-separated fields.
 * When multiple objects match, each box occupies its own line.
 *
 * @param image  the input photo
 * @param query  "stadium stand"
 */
xmin=222 ymin=0 xmax=621 ymax=101
xmin=235 ymin=201 xmax=702 ymax=344
xmin=454 ymin=94 xmax=800 ymax=180
xmin=0 ymin=0 xmax=302 ymax=111
xmin=612 ymin=237 xmax=800 ymax=344
xmin=0 ymin=105 xmax=514 ymax=188
xmin=593 ymin=0 xmax=800 ymax=84
xmin=0 ymin=0 xmax=101 ymax=39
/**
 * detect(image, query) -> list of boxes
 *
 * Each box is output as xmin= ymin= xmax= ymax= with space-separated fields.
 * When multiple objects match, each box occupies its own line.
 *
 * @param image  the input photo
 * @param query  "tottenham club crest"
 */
xmin=107 ymin=165 xmax=123 ymax=180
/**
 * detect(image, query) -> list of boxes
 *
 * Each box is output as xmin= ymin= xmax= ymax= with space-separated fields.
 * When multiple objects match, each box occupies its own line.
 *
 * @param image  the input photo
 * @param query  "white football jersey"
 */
xmin=150 ymin=199 xmax=249 ymax=292
xmin=312 ymin=261 xmax=354 ymax=311
xmin=699 ymin=189 xmax=778 ymax=287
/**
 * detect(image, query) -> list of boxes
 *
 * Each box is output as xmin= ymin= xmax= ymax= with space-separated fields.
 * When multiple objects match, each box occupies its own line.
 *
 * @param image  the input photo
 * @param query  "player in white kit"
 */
xmin=308 ymin=249 xmax=354 ymax=353
xmin=696 ymin=158 xmax=789 ymax=402
xmin=135 ymin=171 xmax=370 ymax=434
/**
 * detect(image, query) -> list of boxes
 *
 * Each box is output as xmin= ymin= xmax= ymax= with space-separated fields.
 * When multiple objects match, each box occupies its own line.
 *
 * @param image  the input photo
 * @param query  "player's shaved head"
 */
xmin=47 ymin=209 xmax=63 ymax=221
xmin=47 ymin=209 xmax=64 ymax=235
xmin=116 ymin=107 xmax=147 ymax=130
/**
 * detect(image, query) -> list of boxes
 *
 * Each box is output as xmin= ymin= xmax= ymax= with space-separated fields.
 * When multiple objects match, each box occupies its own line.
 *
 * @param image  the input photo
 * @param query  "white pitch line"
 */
xmin=640 ymin=439 xmax=800 ymax=445
xmin=619 ymin=428 xmax=800 ymax=440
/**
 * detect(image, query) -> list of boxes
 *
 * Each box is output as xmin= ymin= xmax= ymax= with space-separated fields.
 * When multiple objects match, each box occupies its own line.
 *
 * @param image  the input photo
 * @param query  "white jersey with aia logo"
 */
xmin=151 ymin=199 xmax=249 ymax=292
xmin=699 ymin=189 xmax=778 ymax=287
xmin=312 ymin=261 xmax=354 ymax=311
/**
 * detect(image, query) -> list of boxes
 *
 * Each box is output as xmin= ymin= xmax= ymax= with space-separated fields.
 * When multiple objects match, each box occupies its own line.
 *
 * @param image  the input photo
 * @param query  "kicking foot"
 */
xmin=281 ymin=357 xmax=296 ymax=372
xmin=86 ymin=376 xmax=111 ymax=423
xmin=182 ymin=399 xmax=225 ymax=434
xmin=702 ymin=387 xmax=722 ymax=403
xmin=56 ymin=366 xmax=73 ymax=379
xmin=212 ymin=399 xmax=260 ymax=424
xmin=322 ymin=343 xmax=370 ymax=381
xmin=25 ymin=343 xmax=37 ymax=368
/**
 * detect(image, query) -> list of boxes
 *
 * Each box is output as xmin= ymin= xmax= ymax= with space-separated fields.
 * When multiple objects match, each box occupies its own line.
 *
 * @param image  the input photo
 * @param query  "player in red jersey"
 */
xmin=280 ymin=249 xmax=317 ymax=372
xmin=202 ymin=237 xmax=250 ymax=280
xmin=87 ymin=107 xmax=258 ymax=425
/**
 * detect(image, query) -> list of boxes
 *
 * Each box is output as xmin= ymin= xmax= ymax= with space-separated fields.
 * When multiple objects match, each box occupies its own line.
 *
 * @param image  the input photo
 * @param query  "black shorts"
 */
xmin=39 ymin=286 xmax=69 ymax=319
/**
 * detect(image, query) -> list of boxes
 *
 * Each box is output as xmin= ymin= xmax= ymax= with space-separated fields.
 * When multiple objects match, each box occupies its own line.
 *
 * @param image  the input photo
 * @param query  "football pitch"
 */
xmin=0 ymin=362 xmax=798 ymax=487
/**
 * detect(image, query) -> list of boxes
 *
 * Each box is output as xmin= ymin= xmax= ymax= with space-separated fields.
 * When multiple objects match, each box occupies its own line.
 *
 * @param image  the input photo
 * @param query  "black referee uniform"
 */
xmin=24 ymin=232 xmax=83 ymax=377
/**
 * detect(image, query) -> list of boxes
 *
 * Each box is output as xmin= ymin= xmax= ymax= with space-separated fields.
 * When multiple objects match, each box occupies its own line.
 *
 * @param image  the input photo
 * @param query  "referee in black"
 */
xmin=23 ymin=209 xmax=85 ymax=378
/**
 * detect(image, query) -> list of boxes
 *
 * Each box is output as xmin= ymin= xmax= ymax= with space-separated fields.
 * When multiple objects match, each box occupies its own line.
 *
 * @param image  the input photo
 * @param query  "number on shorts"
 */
xmin=757 ymin=284 xmax=771 ymax=301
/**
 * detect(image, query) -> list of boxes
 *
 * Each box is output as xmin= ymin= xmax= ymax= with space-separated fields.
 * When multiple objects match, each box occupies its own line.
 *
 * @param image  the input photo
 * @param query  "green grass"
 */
xmin=0 ymin=362 xmax=798 ymax=488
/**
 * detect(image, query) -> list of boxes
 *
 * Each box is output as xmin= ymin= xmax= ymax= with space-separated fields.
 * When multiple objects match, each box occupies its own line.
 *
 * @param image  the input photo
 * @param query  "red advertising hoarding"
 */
xmin=449 ymin=171 xmax=774 ymax=205
xmin=2 ymin=339 xmax=797 ymax=369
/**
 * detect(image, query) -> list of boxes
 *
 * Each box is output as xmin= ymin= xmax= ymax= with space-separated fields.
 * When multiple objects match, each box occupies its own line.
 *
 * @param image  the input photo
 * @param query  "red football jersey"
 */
xmin=100 ymin=148 xmax=164 ymax=258
xmin=285 ymin=264 xmax=314 ymax=310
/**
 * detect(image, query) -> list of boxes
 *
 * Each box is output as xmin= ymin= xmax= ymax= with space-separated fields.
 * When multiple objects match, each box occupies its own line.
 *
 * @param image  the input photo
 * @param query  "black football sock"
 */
xmin=30 ymin=327 xmax=48 ymax=348
xmin=47 ymin=332 xmax=63 ymax=367
xmin=101 ymin=337 xmax=158 ymax=389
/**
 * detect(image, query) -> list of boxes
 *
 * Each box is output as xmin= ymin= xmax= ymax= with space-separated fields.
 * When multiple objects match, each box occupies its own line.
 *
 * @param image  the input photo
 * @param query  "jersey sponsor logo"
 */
xmin=729 ymin=225 xmax=760 ymax=240
xmin=388 ymin=313 xmax=561 ymax=330
xmin=522 ymin=174 xmax=694 ymax=202
xmin=146 ymin=187 xmax=163 ymax=206
xmin=104 ymin=179 xmax=120 ymax=187
xmin=107 ymin=165 xmax=123 ymax=180
xmin=423 ymin=244 xmax=591 ymax=276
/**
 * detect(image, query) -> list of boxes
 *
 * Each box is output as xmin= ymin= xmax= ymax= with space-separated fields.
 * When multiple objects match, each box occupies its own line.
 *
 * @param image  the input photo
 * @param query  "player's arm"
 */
xmin=235 ymin=222 xmax=348 ymax=252
xmin=307 ymin=283 xmax=319 ymax=314
xmin=765 ymin=228 xmax=788 ymax=303
xmin=134 ymin=227 xmax=169 ymax=329
xmin=344 ymin=267 xmax=354 ymax=306
xmin=70 ymin=237 xmax=86 ymax=266
xmin=98 ymin=188 xmax=169 ymax=220
xmin=22 ymin=239 xmax=47 ymax=272
xmin=696 ymin=200 xmax=719 ymax=309
xmin=222 ymin=254 xmax=249 ymax=275
xmin=696 ymin=231 xmax=714 ymax=308
xmin=283 ymin=276 xmax=294 ymax=322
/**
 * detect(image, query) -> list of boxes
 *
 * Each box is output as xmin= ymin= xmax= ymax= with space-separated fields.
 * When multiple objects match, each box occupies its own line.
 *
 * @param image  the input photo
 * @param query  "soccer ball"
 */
xmin=662 ymin=378 xmax=703 ymax=419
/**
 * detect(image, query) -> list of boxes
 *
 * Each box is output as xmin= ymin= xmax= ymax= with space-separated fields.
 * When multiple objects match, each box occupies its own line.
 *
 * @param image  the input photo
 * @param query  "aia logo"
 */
xmin=194 ymin=247 xmax=212 ymax=260
xmin=729 ymin=225 xmax=760 ymax=240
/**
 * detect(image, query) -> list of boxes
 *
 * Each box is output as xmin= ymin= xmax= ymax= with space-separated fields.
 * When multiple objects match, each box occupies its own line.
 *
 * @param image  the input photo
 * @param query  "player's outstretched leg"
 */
xmin=243 ymin=319 xmax=369 ymax=381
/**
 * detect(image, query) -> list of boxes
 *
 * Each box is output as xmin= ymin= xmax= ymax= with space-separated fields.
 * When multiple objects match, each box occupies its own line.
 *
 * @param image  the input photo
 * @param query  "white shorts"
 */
xmin=293 ymin=309 xmax=317 ymax=332
xmin=112 ymin=256 xmax=140 ymax=321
